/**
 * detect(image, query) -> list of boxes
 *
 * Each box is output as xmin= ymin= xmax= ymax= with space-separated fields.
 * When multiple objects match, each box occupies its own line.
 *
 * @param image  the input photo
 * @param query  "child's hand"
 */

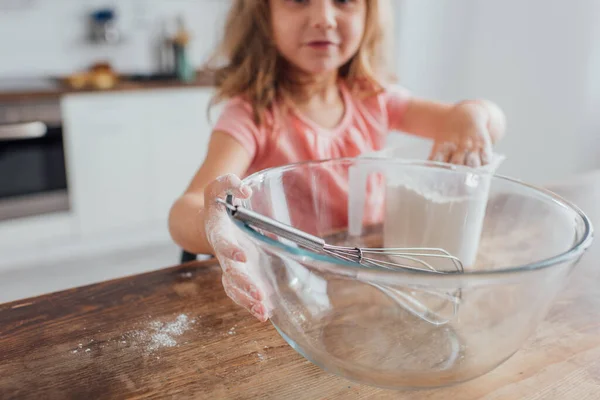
xmin=430 ymin=101 xmax=497 ymax=168
xmin=203 ymin=174 xmax=270 ymax=322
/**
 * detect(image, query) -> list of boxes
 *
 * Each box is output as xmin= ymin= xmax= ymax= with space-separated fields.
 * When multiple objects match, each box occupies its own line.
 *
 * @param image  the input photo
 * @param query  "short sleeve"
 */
xmin=384 ymin=84 xmax=412 ymax=131
xmin=212 ymin=98 xmax=261 ymax=160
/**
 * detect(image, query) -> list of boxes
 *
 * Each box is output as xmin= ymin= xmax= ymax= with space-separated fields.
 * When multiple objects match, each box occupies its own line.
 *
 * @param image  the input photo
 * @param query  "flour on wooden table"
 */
xmin=130 ymin=314 xmax=196 ymax=352
xmin=120 ymin=313 xmax=197 ymax=352
xmin=70 ymin=313 xmax=197 ymax=355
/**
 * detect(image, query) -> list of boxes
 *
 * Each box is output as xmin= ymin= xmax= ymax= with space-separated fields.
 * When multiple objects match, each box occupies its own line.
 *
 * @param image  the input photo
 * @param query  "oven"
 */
xmin=0 ymin=99 xmax=69 ymax=221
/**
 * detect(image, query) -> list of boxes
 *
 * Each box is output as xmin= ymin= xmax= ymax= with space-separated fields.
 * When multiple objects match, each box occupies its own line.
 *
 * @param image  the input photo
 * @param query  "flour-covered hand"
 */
xmin=429 ymin=101 xmax=496 ymax=168
xmin=203 ymin=174 xmax=270 ymax=322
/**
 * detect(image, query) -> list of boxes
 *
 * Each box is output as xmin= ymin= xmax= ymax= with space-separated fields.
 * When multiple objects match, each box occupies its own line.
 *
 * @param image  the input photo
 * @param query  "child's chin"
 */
xmin=297 ymin=60 xmax=344 ymax=76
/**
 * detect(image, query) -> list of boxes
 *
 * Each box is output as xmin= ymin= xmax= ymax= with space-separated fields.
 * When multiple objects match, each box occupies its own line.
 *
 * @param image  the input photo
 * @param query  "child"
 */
xmin=168 ymin=0 xmax=506 ymax=322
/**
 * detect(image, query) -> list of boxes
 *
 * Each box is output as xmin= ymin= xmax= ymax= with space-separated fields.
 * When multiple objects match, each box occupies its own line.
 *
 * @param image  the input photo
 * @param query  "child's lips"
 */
xmin=306 ymin=40 xmax=337 ymax=49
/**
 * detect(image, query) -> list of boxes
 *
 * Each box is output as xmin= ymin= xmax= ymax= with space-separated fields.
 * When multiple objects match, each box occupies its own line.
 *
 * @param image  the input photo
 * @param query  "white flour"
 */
xmin=69 ymin=314 xmax=199 ymax=356
xmin=383 ymin=183 xmax=488 ymax=270
xmin=115 ymin=313 xmax=195 ymax=353
xmin=146 ymin=314 xmax=194 ymax=351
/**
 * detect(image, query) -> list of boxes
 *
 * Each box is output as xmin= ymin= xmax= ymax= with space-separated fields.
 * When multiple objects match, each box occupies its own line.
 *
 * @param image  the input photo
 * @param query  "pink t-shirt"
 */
xmin=213 ymin=82 xmax=411 ymax=235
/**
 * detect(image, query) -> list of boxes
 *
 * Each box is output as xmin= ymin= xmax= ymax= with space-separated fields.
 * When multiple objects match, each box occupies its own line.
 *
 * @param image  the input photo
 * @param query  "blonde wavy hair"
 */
xmin=205 ymin=0 xmax=396 ymax=125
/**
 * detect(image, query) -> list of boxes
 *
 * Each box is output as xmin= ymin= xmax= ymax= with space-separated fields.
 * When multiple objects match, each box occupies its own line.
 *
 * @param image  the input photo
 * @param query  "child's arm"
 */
xmin=390 ymin=94 xmax=506 ymax=166
xmin=168 ymin=131 xmax=252 ymax=257
xmin=169 ymin=130 xmax=269 ymax=321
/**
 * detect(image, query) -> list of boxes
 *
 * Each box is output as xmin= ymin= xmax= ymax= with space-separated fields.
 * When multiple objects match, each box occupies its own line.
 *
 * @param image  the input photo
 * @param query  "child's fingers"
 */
xmin=430 ymin=143 xmax=452 ymax=163
xmin=450 ymin=149 xmax=468 ymax=165
xmin=222 ymin=274 xmax=269 ymax=321
xmin=204 ymin=198 xmax=247 ymax=263
xmin=465 ymin=151 xmax=482 ymax=168
xmin=480 ymin=145 xmax=492 ymax=166
xmin=222 ymin=274 xmax=258 ymax=310
xmin=429 ymin=144 xmax=443 ymax=162
xmin=205 ymin=174 xmax=252 ymax=205
xmin=221 ymin=261 xmax=263 ymax=301
xmin=203 ymin=175 xmax=252 ymax=262
xmin=251 ymin=303 xmax=270 ymax=322
xmin=206 ymin=221 xmax=247 ymax=262
xmin=430 ymin=151 xmax=445 ymax=163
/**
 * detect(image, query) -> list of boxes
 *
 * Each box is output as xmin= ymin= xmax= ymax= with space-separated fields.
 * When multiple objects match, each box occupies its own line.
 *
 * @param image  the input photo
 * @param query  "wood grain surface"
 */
xmin=0 ymin=173 xmax=598 ymax=399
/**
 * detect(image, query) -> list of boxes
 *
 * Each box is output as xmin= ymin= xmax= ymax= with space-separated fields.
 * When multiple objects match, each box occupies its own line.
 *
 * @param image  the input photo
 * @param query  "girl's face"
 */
xmin=270 ymin=0 xmax=367 ymax=76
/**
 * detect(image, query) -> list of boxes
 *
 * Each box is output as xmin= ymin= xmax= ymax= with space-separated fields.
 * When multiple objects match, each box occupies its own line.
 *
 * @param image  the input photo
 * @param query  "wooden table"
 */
xmin=1 ymin=174 xmax=599 ymax=399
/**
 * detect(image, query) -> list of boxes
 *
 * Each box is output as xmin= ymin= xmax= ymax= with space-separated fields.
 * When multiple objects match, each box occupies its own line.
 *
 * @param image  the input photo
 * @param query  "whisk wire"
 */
xmin=221 ymin=194 xmax=465 ymax=326
xmin=321 ymin=244 xmax=464 ymax=274
xmin=362 ymin=247 xmax=465 ymax=272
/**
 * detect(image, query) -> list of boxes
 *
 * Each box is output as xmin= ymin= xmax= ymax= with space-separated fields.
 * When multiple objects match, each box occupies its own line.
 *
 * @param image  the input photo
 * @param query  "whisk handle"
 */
xmin=219 ymin=196 xmax=325 ymax=252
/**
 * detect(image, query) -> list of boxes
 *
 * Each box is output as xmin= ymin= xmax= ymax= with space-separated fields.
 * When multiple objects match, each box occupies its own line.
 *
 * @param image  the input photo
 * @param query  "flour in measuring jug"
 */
xmin=383 ymin=183 xmax=488 ymax=270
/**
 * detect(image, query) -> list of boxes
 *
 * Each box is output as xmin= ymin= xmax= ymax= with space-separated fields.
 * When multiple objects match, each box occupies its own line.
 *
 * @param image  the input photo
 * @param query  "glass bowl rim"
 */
xmin=231 ymin=157 xmax=594 ymax=279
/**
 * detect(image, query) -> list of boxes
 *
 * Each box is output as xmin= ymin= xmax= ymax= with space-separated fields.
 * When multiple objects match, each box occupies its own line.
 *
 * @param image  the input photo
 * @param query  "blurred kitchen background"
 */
xmin=0 ymin=0 xmax=597 ymax=302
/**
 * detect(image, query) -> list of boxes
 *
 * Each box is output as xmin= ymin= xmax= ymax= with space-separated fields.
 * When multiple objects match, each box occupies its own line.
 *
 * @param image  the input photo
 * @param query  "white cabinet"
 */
xmin=62 ymin=92 xmax=154 ymax=236
xmin=61 ymin=87 xmax=214 ymax=238
xmin=145 ymin=88 xmax=213 ymax=222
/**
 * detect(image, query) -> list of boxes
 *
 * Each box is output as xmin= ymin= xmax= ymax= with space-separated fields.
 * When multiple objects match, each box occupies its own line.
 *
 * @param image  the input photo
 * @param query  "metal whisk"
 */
xmin=218 ymin=196 xmax=464 ymax=275
xmin=219 ymin=195 xmax=464 ymax=325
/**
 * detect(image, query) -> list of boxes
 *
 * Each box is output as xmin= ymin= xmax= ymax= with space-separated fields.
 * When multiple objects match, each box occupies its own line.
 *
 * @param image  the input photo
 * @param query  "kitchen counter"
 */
xmin=0 ymin=172 xmax=598 ymax=399
xmin=0 ymin=72 xmax=215 ymax=103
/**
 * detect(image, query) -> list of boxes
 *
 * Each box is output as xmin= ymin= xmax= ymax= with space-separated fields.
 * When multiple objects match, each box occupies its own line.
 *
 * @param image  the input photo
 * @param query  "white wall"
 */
xmin=0 ymin=0 xmax=230 ymax=77
xmin=2 ymin=0 xmax=597 ymax=185
xmin=393 ymin=0 xmax=600 ymax=185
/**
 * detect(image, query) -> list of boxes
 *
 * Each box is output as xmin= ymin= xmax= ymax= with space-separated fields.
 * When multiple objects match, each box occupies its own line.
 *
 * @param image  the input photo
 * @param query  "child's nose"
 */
xmin=311 ymin=1 xmax=337 ymax=30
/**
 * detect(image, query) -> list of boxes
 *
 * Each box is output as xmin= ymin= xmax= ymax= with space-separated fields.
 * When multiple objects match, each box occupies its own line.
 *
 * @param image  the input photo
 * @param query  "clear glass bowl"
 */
xmin=228 ymin=158 xmax=593 ymax=389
